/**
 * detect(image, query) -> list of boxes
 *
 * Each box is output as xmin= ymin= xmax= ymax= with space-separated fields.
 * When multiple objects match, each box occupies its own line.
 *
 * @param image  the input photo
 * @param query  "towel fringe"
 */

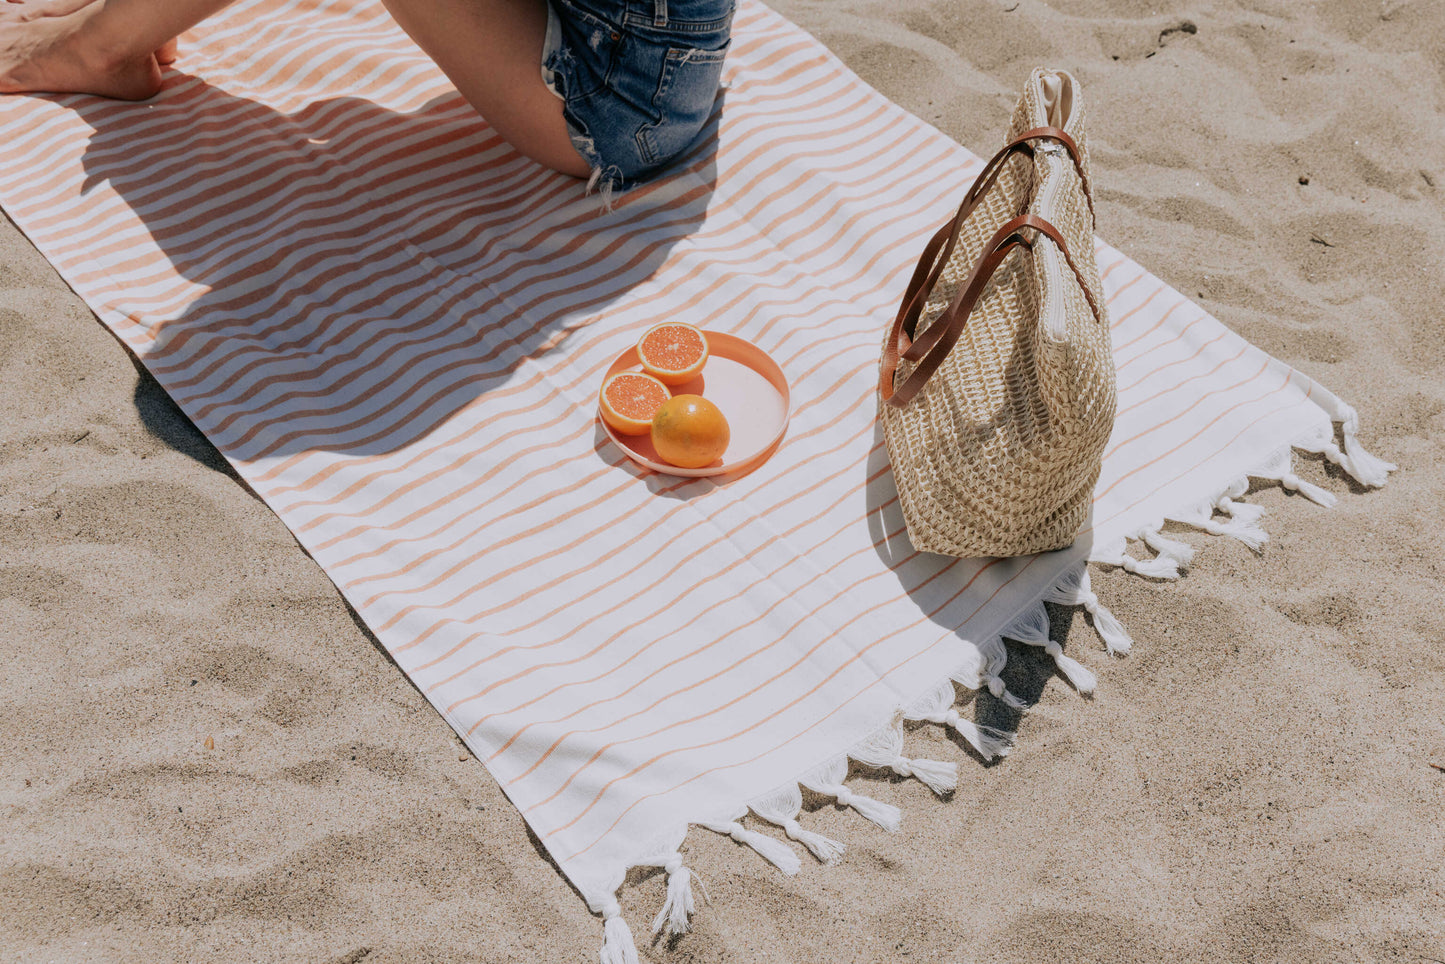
xmin=698 ymin=818 xmax=800 ymax=875
xmin=786 ymin=819 xmax=846 ymax=864
xmin=599 ymin=901 xmax=640 ymax=964
xmin=750 ymin=783 xmax=846 ymax=864
xmin=959 ymin=635 xmax=1031 ymax=709
xmin=802 ymin=757 xmax=901 ymax=832
xmin=584 ymin=410 xmax=1394 ymax=951
xmin=1214 ymin=478 xmax=1268 ymax=527
xmin=904 ymin=679 xmax=1015 ymax=759
xmin=1313 ymin=399 xmax=1396 ymax=488
xmin=1044 ymin=564 xmax=1133 ymax=655
xmin=1137 ymin=523 xmax=1196 ymax=569
xmin=1002 ymin=602 xmax=1097 ymax=694
xmin=1170 ymin=500 xmax=1270 ymax=553
xmin=848 ymin=709 xmax=959 ymax=795
xmin=649 ymin=854 xmax=697 ymax=938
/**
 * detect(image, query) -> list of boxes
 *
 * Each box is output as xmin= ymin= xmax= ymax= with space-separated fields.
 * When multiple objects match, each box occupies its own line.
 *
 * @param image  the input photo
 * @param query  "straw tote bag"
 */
xmin=878 ymin=68 xmax=1116 ymax=558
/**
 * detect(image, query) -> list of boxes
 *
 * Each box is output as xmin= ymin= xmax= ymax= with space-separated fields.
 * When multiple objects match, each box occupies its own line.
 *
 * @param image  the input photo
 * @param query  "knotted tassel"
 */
xmin=1095 ymin=537 xmax=1179 ymax=579
xmin=1042 ymin=640 xmax=1097 ymax=695
xmin=1002 ymin=603 xmax=1097 ymax=693
xmin=783 ymin=818 xmax=845 ymax=864
xmin=1254 ymin=446 xmax=1336 ymax=507
xmin=1277 ymin=469 xmax=1338 ymax=507
xmin=1340 ymin=431 xmax=1395 ymax=488
xmin=1330 ymin=402 xmax=1395 ymax=488
xmin=750 ymin=784 xmax=846 ymax=865
xmin=1120 ymin=552 xmax=1181 ymax=579
xmin=699 ymin=819 xmax=800 ymax=875
xmin=650 ymin=854 xmax=696 ymax=938
xmin=913 ymin=702 xmax=1017 ymax=763
xmin=982 ymin=672 xmax=1033 ymax=710
xmin=1138 ymin=525 xmax=1196 ymax=569
xmin=802 ymin=757 xmax=901 ymax=832
xmin=950 ymin=704 xmax=1016 ymax=759
xmin=1172 ymin=500 xmax=1269 ymax=553
xmin=830 ymin=785 xmax=901 ymax=832
xmin=1213 ymin=478 xmax=1267 ymax=526
xmin=599 ymin=901 xmax=639 ymax=964
xmin=888 ymin=754 xmax=958 ymax=796
xmin=850 ymin=710 xmax=959 ymax=796
xmin=1044 ymin=565 xmax=1133 ymax=656
xmin=907 ymin=680 xmax=1016 ymax=759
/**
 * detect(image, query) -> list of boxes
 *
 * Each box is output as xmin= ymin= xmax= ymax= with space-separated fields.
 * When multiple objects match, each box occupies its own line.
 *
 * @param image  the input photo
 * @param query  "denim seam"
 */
xmin=621 ymin=13 xmax=732 ymax=33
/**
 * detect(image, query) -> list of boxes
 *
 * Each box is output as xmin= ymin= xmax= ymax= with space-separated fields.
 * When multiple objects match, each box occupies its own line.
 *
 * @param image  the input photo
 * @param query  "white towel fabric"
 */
xmin=0 ymin=0 xmax=1391 ymax=952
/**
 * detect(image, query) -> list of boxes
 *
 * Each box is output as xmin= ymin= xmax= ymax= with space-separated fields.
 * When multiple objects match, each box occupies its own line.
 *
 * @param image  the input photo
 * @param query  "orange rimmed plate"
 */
xmin=599 ymin=331 xmax=791 ymax=478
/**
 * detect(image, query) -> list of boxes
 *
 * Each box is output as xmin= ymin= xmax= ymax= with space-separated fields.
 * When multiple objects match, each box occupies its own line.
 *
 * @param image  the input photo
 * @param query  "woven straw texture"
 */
xmin=881 ymin=68 xmax=1117 ymax=558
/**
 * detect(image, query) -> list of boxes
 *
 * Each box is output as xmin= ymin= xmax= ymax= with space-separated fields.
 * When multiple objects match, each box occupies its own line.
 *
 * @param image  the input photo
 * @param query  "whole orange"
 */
xmin=651 ymin=394 xmax=730 ymax=468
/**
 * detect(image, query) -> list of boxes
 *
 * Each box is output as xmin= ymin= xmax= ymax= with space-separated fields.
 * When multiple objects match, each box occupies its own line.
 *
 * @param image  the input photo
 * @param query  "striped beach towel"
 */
xmin=0 ymin=0 xmax=1392 ymax=957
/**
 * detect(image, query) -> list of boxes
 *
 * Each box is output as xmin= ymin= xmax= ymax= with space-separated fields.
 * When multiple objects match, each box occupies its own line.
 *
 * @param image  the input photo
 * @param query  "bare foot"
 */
xmin=1 ymin=0 xmax=177 ymax=99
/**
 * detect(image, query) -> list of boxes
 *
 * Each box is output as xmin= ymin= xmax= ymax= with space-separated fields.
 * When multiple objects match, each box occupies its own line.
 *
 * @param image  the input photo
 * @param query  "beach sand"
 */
xmin=3 ymin=0 xmax=1443 ymax=960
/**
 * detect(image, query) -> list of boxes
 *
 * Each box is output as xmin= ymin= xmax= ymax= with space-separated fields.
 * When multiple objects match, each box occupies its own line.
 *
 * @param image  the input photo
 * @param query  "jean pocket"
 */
xmin=635 ymin=43 xmax=729 ymax=168
xmin=552 ymin=0 xmax=627 ymax=100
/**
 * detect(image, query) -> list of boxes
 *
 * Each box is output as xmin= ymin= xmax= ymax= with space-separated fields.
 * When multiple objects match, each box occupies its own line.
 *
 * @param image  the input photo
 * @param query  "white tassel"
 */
xmin=1334 ymin=404 xmax=1395 ymax=487
xmin=954 ymin=707 xmax=1017 ymax=759
xmin=906 ymin=678 xmax=1020 ymax=754
xmin=1002 ymin=601 xmax=1097 ymax=693
xmin=650 ymin=855 xmax=696 ymax=938
xmin=889 ymin=755 xmax=958 ymax=796
xmin=750 ymin=784 xmax=846 ymax=865
xmin=1217 ymin=517 xmax=1269 ymax=552
xmin=1088 ymin=605 xmax=1133 ymax=656
xmin=972 ymin=636 xmax=1027 ymax=705
xmin=1044 ymin=565 xmax=1133 ymax=656
xmin=1138 ymin=526 xmax=1196 ymax=569
xmin=1307 ymin=397 xmax=1394 ymax=486
xmin=983 ymin=672 xmax=1033 ymax=709
xmin=1254 ymin=447 xmax=1336 ymax=507
xmin=783 ymin=819 xmax=845 ymax=864
xmin=1172 ymin=501 xmax=1269 ymax=553
xmin=1277 ymin=470 xmax=1338 ymax=507
xmin=1340 ymin=433 xmax=1395 ymax=488
xmin=1217 ymin=497 xmax=1267 ymax=526
xmin=700 ymin=820 xmax=801 ymax=876
xmin=931 ymin=704 xmax=1015 ymax=759
xmin=850 ymin=710 xmax=958 ymax=797
xmin=802 ymin=757 xmax=902 ymax=832
xmin=599 ymin=903 xmax=639 ymax=964
xmin=1043 ymin=640 xmax=1097 ymax=695
xmin=1120 ymin=551 xmax=1181 ymax=579
xmin=830 ymin=785 xmax=901 ymax=832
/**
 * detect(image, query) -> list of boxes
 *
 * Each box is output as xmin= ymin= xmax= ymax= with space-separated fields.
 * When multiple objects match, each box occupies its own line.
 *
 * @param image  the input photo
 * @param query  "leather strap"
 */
xmin=879 ymin=126 xmax=1094 ymax=404
xmin=880 ymin=213 xmax=1105 ymax=408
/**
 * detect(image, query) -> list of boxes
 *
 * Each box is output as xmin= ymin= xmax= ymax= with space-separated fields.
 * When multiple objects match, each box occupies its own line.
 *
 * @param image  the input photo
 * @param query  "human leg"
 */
xmin=380 ymin=0 xmax=590 ymax=178
xmin=0 ymin=0 xmax=230 ymax=99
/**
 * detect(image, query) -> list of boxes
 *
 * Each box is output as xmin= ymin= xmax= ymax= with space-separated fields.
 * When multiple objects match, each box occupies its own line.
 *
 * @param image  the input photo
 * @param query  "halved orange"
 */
xmin=598 ymin=371 xmax=672 ymax=436
xmin=637 ymin=322 xmax=709 ymax=386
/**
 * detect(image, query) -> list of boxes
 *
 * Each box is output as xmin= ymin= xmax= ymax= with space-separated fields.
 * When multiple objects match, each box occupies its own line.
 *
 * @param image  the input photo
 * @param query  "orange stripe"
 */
xmin=549 ymin=555 xmax=1027 ymax=854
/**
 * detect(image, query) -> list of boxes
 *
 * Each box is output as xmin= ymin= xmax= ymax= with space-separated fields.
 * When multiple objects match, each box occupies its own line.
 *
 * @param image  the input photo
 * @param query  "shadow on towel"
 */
xmin=862 ymin=419 xmax=1086 ymax=738
xmin=65 ymin=75 xmax=720 ymax=465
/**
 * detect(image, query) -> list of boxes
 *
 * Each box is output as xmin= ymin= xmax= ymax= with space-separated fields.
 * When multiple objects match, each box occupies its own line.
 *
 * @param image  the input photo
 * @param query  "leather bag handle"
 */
xmin=879 ymin=126 xmax=1094 ymax=403
xmin=880 ymin=213 xmax=1105 ymax=408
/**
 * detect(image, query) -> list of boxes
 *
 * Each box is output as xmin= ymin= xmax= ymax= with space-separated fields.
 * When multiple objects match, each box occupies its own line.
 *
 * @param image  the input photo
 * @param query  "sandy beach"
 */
xmin=3 ymin=0 xmax=1443 ymax=961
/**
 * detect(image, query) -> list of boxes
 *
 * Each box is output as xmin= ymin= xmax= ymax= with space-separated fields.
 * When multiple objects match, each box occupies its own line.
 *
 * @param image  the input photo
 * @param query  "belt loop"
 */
xmin=653 ymin=0 xmax=667 ymax=27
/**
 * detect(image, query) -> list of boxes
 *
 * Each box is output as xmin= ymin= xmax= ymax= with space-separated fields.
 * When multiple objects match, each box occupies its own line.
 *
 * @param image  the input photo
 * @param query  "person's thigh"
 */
xmin=381 ymin=0 xmax=591 ymax=177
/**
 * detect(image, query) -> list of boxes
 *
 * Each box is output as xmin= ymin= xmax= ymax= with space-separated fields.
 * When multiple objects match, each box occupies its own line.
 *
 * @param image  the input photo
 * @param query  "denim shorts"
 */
xmin=541 ymin=0 xmax=734 ymax=192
